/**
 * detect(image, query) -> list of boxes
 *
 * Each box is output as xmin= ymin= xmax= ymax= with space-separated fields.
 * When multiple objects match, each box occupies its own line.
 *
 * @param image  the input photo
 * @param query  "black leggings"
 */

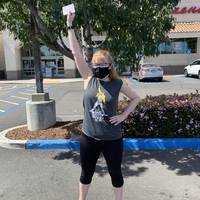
xmin=80 ymin=133 xmax=124 ymax=188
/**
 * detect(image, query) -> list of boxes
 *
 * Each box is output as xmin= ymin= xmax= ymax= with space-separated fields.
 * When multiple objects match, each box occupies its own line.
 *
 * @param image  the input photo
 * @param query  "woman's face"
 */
xmin=91 ymin=56 xmax=111 ymax=69
xmin=91 ymin=56 xmax=112 ymax=79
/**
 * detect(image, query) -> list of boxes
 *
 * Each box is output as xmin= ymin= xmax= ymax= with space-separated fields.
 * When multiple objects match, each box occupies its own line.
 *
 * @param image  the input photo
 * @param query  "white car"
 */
xmin=184 ymin=59 xmax=200 ymax=79
xmin=132 ymin=63 xmax=163 ymax=82
xmin=120 ymin=66 xmax=131 ymax=76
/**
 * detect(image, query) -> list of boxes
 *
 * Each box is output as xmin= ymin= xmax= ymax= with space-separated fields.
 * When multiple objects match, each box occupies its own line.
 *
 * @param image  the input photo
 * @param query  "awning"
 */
xmin=170 ymin=22 xmax=200 ymax=33
xmin=169 ymin=22 xmax=200 ymax=38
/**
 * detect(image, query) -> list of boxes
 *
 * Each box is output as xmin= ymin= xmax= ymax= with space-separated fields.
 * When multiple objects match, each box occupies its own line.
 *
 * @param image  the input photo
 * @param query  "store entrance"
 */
xmin=22 ymin=57 xmax=64 ymax=78
xmin=41 ymin=58 xmax=64 ymax=78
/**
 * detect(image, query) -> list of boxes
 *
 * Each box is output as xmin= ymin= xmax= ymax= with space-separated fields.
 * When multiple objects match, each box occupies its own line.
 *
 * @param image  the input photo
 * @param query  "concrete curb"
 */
xmin=0 ymin=125 xmax=200 ymax=151
xmin=0 ymin=125 xmax=28 ymax=149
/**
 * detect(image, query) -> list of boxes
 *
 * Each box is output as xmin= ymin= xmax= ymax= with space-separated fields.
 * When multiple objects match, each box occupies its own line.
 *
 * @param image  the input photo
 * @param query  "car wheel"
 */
xmin=184 ymin=69 xmax=189 ymax=77
xmin=158 ymin=77 xmax=163 ymax=82
xmin=132 ymin=73 xmax=136 ymax=80
xmin=198 ymin=71 xmax=200 ymax=79
xmin=137 ymin=74 xmax=141 ymax=82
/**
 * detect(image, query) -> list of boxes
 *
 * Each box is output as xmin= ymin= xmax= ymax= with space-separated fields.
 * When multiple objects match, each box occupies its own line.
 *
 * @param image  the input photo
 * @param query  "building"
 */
xmin=1 ymin=0 xmax=200 ymax=79
xmin=144 ymin=0 xmax=200 ymax=74
xmin=0 ymin=29 xmax=75 ymax=80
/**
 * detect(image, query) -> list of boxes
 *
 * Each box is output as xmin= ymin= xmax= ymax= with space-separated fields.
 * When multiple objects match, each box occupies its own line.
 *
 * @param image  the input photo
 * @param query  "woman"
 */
xmin=67 ymin=10 xmax=140 ymax=200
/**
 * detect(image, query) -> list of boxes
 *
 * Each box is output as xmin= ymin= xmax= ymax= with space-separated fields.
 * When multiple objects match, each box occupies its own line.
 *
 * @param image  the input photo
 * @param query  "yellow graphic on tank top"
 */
xmin=89 ymin=86 xmax=108 ymax=122
xmin=96 ymin=86 xmax=106 ymax=103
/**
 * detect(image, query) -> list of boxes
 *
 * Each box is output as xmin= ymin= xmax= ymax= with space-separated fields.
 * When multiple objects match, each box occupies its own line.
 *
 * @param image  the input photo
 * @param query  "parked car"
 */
xmin=120 ymin=66 xmax=131 ymax=76
xmin=132 ymin=63 xmax=163 ymax=82
xmin=184 ymin=59 xmax=200 ymax=79
xmin=115 ymin=65 xmax=132 ymax=76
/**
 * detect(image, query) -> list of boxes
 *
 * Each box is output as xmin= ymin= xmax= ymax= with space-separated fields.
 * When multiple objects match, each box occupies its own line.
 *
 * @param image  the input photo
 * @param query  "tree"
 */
xmin=0 ymin=0 xmax=180 ymax=69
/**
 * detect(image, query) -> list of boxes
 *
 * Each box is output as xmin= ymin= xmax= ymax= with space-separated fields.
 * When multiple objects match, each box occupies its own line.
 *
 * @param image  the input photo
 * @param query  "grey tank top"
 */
xmin=82 ymin=77 xmax=123 ymax=140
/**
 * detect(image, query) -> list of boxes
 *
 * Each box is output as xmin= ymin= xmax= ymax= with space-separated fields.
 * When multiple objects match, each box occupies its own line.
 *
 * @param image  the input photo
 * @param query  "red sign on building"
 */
xmin=173 ymin=6 xmax=200 ymax=14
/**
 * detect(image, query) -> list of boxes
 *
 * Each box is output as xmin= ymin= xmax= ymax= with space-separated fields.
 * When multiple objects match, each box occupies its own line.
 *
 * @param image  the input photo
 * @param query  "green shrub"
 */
xmin=119 ymin=90 xmax=200 ymax=138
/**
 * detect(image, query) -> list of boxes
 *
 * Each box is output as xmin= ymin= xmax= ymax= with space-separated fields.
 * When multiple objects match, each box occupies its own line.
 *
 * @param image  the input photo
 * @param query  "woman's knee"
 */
xmin=80 ymin=170 xmax=93 ymax=185
xmin=109 ymin=170 xmax=124 ymax=188
xmin=111 ymin=176 xmax=124 ymax=188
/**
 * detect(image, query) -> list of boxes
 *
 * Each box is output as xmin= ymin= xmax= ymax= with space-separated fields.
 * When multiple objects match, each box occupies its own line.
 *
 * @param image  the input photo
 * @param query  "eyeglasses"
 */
xmin=90 ymin=63 xmax=111 ymax=69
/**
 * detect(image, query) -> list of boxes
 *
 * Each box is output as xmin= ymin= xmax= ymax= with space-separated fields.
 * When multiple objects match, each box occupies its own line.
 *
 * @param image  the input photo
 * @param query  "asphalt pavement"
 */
xmin=0 ymin=148 xmax=200 ymax=200
xmin=0 ymin=77 xmax=200 ymax=200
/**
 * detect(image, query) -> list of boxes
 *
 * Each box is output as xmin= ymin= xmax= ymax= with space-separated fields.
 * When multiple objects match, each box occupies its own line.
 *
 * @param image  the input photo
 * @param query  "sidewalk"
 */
xmin=0 ymin=75 xmax=180 ymax=84
xmin=0 ymin=77 xmax=84 ymax=84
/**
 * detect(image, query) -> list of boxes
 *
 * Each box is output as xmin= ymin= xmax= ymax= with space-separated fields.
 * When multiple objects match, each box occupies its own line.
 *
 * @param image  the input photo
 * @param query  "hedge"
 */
xmin=119 ymin=90 xmax=200 ymax=138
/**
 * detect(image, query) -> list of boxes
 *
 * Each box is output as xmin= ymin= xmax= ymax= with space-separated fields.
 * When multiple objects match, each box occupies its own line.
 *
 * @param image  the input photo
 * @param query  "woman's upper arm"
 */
xmin=120 ymin=81 xmax=140 ymax=100
xmin=73 ymin=53 xmax=93 ymax=80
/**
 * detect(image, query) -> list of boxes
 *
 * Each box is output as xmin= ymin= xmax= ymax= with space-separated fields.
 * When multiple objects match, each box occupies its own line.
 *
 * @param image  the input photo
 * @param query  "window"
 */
xmin=21 ymin=48 xmax=33 ymax=57
xmin=21 ymin=45 xmax=62 ymax=57
xmin=158 ymin=38 xmax=197 ymax=54
xmin=186 ymin=38 xmax=197 ymax=53
xmin=40 ymin=45 xmax=62 ymax=56
xmin=192 ymin=60 xmax=200 ymax=65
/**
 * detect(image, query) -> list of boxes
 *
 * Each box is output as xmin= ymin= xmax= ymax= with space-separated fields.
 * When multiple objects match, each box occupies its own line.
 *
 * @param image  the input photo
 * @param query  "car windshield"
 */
xmin=143 ymin=64 xmax=159 ymax=68
xmin=192 ymin=60 xmax=200 ymax=65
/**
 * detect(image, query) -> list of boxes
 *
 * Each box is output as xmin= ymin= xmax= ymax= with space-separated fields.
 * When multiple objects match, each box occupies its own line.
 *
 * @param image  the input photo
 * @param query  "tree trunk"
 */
xmin=81 ymin=24 xmax=93 ymax=65
xmin=31 ymin=14 xmax=44 ymax=93
xmin=33 ymin=39 xmax=44 ymax=93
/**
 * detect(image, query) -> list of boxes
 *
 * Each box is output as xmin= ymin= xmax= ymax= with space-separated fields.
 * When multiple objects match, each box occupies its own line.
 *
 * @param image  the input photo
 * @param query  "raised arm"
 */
xmin=67 ymin=11 xmax=93 ymax=81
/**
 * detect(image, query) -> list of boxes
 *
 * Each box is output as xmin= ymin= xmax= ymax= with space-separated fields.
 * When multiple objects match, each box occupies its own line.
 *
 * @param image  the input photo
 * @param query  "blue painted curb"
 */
xmin=26 ymin=139 xmax=80 ymax=150
xmin=123 ymin=138 xmax=200 ymax=150
xmin=26 ymin=138 xmax=200 ymax=151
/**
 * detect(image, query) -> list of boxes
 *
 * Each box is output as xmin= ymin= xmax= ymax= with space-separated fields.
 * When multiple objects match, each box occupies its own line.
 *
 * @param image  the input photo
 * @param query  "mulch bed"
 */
xmin=5 ymin=120 xmax=83 ymax=140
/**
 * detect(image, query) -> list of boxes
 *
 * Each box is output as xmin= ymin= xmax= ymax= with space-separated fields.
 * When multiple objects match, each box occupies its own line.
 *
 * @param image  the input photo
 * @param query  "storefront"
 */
xmin=1 ymin=0 xmax=200 ymax=79
xmin=144 ymin=0 xmax=200 ymax=74
xmin=21 ymin=46 xmax=64 ymax=78
xmin=0 ymin=30 xmax=75 ymax=80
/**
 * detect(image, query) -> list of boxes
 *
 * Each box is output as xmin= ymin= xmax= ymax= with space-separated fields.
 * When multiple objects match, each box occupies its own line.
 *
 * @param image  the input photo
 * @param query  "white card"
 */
xmin=62 ymin=3 xmax=75 ymax=15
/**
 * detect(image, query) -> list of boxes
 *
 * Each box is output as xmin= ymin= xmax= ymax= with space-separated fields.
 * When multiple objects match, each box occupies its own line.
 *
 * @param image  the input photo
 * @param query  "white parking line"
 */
xmin=27 ymin=89 xmax=36 ymax=92
xmin=0 ymin=99 xmax=19 ymax=105
xmin=184 ymin=82 xmax=200 ymax=84
xmin=0 ymin=85 xmax=31 ymax=90
xmin=11 ymin=95 xmax=29 ymax=100
xmin=0 ymin=85 xmax=53 ymax=117
xmin=19 ymin=92 xmax=32 ymax=95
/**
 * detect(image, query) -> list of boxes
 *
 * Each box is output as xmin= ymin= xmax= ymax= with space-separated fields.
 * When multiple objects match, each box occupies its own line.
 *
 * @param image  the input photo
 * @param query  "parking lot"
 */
xmin=0 ymin=76 xmax=200 ymax=200
xmin=0 ymin=85 xmax=53 ymax=117
xmin=0 ymin=75 xmax=199 ymax=131
xmin=123 ymin=75 xmax=200 ymax=99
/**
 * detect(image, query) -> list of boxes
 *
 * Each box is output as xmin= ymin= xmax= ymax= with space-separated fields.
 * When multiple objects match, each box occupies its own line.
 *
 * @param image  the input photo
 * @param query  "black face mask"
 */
xmin=92 ymin=66 xmax=110 ymax=79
